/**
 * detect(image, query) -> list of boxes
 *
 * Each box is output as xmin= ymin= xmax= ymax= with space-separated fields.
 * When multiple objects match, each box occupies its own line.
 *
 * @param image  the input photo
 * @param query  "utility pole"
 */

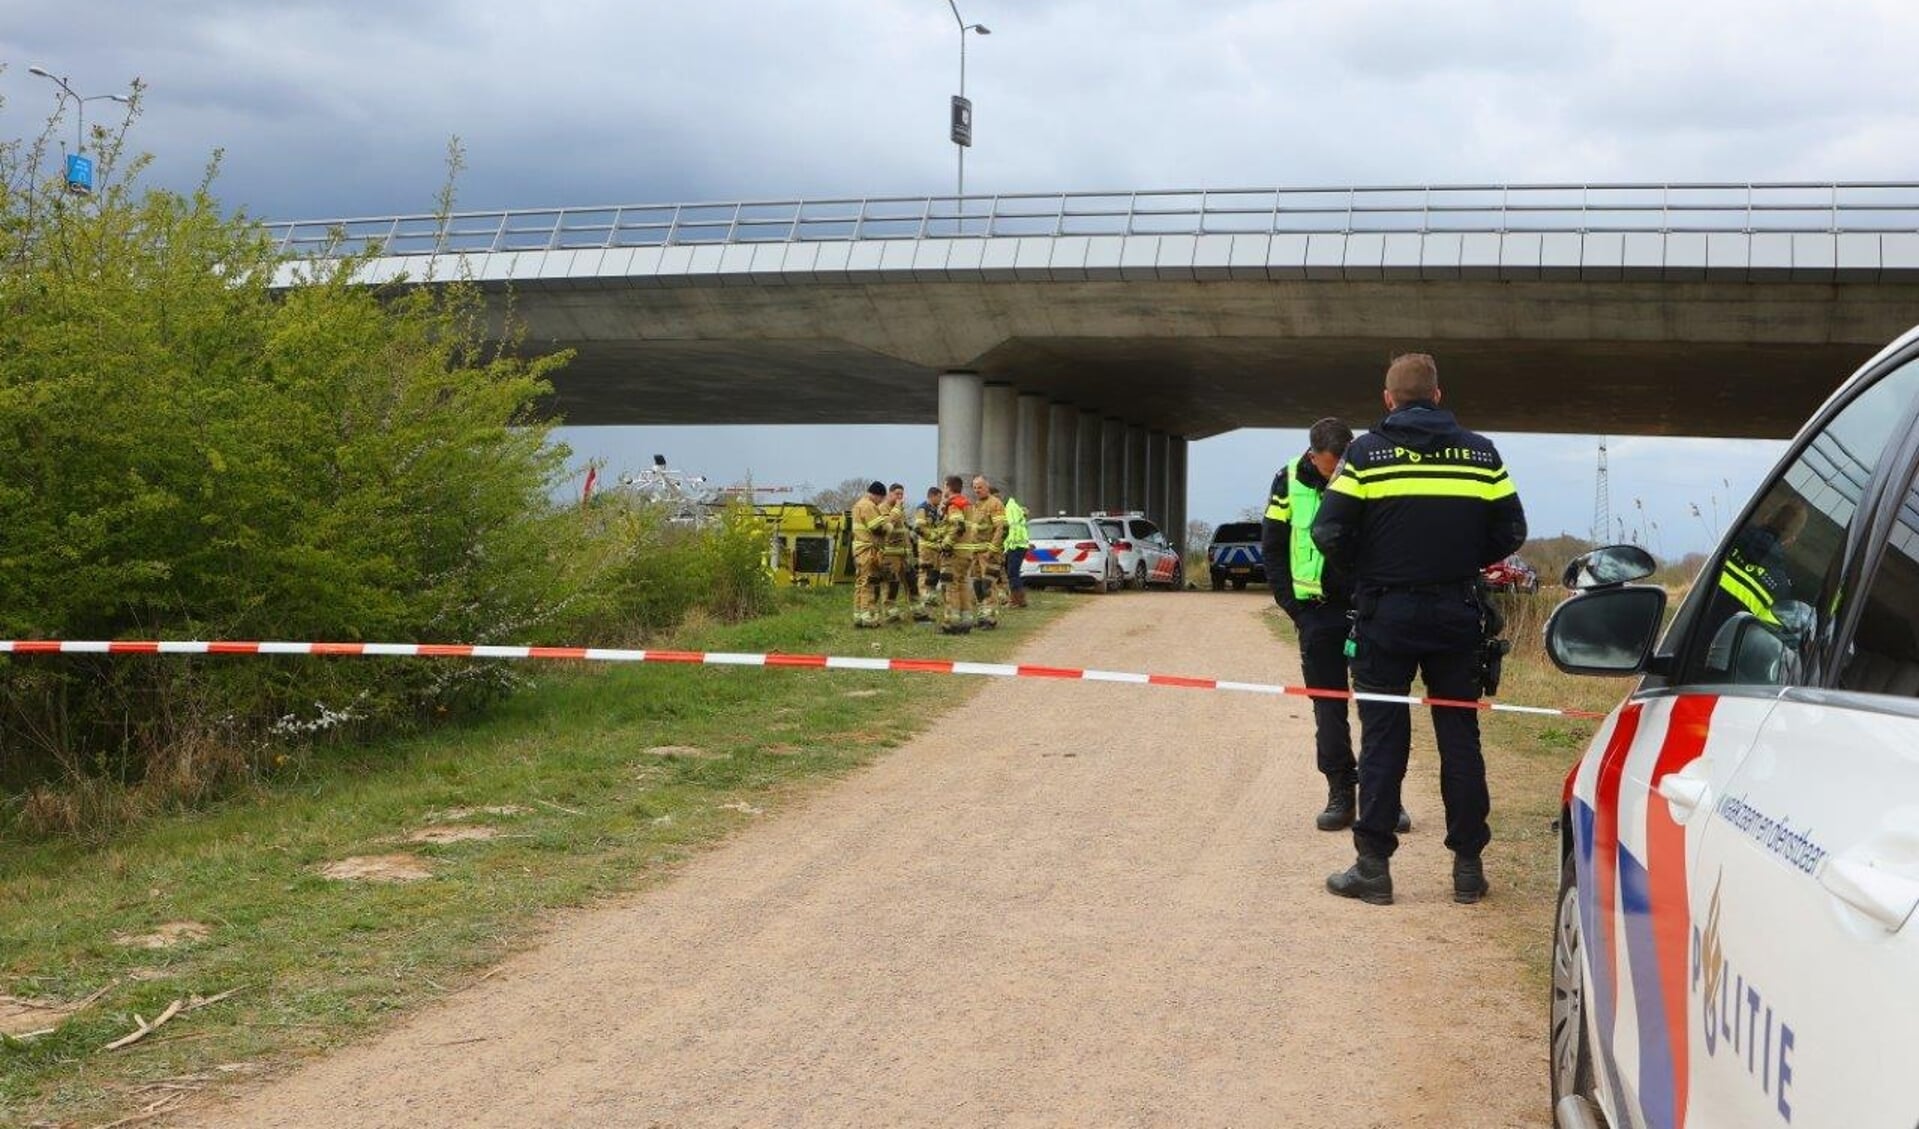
xmin=947 ymin=1 xmax=990 ymax=202
xmin=1591 ymin=436 xmax=1612 ymax=546
xmin=26 ymin=66 xmax=130 ymax=196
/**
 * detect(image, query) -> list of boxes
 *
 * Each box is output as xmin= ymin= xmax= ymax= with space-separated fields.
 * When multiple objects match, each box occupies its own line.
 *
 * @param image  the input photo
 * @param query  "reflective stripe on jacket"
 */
xmin=850 ymin=496 xmax=889 ymax=546
xmin=1717 ymin=543 xmax=1783 ymax=625
xmin=1311 ymin=403 xmax=1527 ymax=588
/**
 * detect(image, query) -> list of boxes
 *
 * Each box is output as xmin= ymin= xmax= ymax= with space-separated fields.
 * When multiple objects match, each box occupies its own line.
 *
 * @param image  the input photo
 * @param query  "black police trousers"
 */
xmin=1350 ymin=587 xmax=1491 ymax=860
xmin=1291 ymin=602 xmax=1355 ymax=783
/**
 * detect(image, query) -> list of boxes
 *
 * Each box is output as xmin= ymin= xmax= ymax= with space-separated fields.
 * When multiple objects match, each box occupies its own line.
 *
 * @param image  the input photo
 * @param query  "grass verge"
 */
xmin=0 ymin=588 xmax=1070 ymax=1127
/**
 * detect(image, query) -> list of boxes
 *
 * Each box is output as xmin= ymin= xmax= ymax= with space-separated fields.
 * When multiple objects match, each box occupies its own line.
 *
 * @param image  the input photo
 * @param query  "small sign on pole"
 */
xmin=950 ymin=96 xmax=973 ymax=148
xmin=64 ymin=153 xmax=94 ymax=196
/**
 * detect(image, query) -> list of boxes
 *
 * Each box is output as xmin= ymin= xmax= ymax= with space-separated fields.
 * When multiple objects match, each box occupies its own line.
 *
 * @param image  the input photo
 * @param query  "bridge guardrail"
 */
xmin=262 ymin=183 xmax=1919 ymax=259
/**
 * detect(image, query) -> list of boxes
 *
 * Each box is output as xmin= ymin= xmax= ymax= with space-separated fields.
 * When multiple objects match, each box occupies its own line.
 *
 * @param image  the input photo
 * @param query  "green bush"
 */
xmin=0 ymin=92 xmax=773 ymax=828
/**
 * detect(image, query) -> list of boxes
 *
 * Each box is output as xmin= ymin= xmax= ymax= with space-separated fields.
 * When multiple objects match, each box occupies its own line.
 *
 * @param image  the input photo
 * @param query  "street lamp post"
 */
xmin=947 ymin=1 xmax=989 ymax=204
xmin=26 ymin=65 xmax=131 ymax=195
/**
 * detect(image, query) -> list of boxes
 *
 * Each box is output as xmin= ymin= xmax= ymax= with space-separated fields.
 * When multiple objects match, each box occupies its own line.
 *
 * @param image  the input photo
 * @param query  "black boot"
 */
xmin=1327 ymin=854 xmax=1393 ymax=905
xmin=1453 ymin=854 xmax=1489 ymax=904
xmin=1396 ymin=807 xmax=1413 ymax=834
xmin=1315 ymin=777 xmax=1357 ymax=832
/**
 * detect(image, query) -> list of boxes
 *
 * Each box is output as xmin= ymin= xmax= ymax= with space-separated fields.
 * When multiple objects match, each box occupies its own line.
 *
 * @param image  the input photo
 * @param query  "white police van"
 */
xmin=1544 ymin=327 xmax=1919 ymax=1128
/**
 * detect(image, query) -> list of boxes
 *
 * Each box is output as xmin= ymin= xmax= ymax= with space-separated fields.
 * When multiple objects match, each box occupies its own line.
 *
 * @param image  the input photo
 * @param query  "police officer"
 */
xmin=1264 ymin=418 xmax=1412 ymax=835
xmin=1001 ymin=486 xmax=1031 ymax=609
xmin=1311 ymin=353 xmax=1526 ymax=906
xmin=849 ymin=481 xmax=891 ymax=629
xmin=1716 ymin=497 xmax=1807 ymax=627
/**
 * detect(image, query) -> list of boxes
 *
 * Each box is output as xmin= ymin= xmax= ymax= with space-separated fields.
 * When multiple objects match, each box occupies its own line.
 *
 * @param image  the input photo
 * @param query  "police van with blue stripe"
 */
xmin=1205 ymin=522 xmax=1265 ymax=590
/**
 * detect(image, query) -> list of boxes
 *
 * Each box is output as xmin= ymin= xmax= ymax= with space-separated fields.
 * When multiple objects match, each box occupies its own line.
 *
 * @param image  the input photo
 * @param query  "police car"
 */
xmin=1205 ymin=521 xmax=1266 ymax=590
xmin=1022 ymin=517 xmax=1124 ymax=592
xmin=1092 ymin=511 xmax=1185 ymax=589
xmin=1543 ymin=327 xmax=1919 ymax=1129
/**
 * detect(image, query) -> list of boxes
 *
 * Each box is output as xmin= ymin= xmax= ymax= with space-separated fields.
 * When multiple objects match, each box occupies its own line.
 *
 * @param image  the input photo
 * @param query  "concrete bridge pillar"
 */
xmin=1147 ymin=430 xmax=1170 ymax=528
xmin=1125 ymin=425 xmax=1148 ymax=514
xmin=1169 ymin=437 xmax=1189 ymax=562
xmin=980 ymin=382 xmax=1017 ymax=494
xmin=937 ymin=372 xmax=983 ymax=484
xmin=1016 ymin=393 xmax=1048 ymax=515
xmin=1047 ymin=403 xmax=1077 ymax=517
xmin=1100 ymin=419 xmax=1126 ymax=513
xmin=1075 ymin=408 xmax=1102 ymax=515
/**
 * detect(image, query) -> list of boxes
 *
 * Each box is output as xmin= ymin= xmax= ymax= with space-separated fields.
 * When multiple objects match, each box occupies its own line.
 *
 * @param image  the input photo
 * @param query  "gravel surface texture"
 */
xmin=186 ymin=592 xmax=1547 ymax=1128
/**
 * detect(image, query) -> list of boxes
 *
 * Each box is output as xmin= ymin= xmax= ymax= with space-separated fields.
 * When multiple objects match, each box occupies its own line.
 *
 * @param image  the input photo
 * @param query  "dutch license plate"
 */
xmin=1230 ymin=567 xmax=1250 ymax=574
xmin=1039 ymin=564 xmax=1073 ymax=574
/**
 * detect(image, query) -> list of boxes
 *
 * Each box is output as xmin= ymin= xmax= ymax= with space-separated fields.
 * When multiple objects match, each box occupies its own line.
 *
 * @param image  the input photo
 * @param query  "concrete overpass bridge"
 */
xmin=267 ymin=183 xmax=1919 ymax=535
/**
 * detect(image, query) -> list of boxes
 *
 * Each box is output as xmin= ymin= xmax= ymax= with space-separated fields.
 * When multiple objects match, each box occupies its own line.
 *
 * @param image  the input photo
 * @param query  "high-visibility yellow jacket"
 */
xmin=1004 ymin=498 xmax=1030 ymax=550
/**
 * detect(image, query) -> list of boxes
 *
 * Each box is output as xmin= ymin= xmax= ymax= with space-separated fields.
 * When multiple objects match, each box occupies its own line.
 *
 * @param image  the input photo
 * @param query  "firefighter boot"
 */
xmin=1010 ymin=588 xmax=1028 ymax=609
xmin=1315 ymin=776 xmax=1356 ymax=832
xmin=1453 ymin=853 xmax=1489 ymax=904
xmin=1397 ymin=807 xmax=1414 ymax=834
xmin=1326 ymin=854 xmax=1393 ymax=905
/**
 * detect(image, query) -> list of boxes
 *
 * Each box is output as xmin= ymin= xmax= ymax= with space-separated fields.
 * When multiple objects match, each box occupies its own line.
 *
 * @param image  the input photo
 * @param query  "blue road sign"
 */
xmin=65 ymin=153 xmax=94 ymax=195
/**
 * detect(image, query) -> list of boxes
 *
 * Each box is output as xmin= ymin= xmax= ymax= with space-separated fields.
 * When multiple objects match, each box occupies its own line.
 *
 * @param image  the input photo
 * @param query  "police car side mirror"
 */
xmin=1562 ymin=544 xmax=1658 ymax=590
xmin=1544 ymin=585 xmax=1667 ymax=676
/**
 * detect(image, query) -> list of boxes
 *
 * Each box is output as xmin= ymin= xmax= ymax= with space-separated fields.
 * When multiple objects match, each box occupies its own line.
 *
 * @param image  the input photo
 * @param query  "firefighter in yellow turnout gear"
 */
xmin=935 ymin=475 xmax=977 ymax=634
xmin=849 ymin=481 xmax=891 ymax=628
xmin=911 ymin=486 xmax=944 ymax=621
xmin=970 ymin=476 xmax=1008 ymax=629
xmin=879 ymin=483 xmax=914 ymax=624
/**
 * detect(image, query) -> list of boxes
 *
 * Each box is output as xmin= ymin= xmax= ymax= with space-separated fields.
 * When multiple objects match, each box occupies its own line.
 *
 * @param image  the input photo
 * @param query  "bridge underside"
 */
xmin=493 ymin=273 xmax=1914 ymax=541
xmin=544 ymin=334 xmax=1874 ymax=441
xmin=520 ymin=275 xmax=1913 ymax=439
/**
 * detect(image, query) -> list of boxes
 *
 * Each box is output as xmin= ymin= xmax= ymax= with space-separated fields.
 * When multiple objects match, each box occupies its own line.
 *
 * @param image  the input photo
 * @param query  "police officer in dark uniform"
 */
xmin=1263 ymin=417 xmax=1412 ymax=835
xmin=1311 ymin=353 xmax=1526 ymax=906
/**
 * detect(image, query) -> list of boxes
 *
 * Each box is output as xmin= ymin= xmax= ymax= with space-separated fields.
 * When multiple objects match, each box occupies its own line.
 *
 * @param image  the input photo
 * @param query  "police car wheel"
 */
xmin=1231 ymin=578 xmax=1248 ymax=591
xmin=1550 ymin=848 xmax=1597 ymax=1109
xmin=1127 ymin=563 xmax=1147 ymax=591
xmin=1210 ymin=570 xmax=1225 ymax=591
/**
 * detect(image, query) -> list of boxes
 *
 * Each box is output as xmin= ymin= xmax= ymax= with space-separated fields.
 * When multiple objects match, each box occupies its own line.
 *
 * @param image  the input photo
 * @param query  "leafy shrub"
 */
xmin=0 ymin=94 xmax=773 ymax=829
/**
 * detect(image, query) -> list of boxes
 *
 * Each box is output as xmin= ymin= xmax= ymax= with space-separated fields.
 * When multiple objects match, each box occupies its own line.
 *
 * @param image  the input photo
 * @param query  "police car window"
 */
xmin=1839 ymin=466 xmax=1919 ymax=696
xmin=1028 ymin=520 xmax=1091 ymax=541
xmin=1680 ymin=356 xmax=1919 ymax=688
xmin=1098 ymin=520 xmax=1125 ymax=541
xmin=1135 ymin=521 xmax=1161 ymax=541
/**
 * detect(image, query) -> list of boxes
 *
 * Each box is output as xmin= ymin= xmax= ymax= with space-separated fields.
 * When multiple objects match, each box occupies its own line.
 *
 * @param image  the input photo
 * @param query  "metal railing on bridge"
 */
xmin=262 ymin=183 xmax=1919 ymax=259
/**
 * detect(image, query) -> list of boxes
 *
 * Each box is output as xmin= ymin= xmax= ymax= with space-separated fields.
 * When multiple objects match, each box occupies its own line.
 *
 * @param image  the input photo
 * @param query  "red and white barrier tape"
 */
xmin=0 ymin=639 xmax=1608 ymax=720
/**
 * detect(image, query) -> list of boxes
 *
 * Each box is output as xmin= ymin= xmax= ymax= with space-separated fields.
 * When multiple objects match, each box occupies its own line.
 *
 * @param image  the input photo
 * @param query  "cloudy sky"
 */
xmin=8 ymin=0 xmax=1913 ymax=552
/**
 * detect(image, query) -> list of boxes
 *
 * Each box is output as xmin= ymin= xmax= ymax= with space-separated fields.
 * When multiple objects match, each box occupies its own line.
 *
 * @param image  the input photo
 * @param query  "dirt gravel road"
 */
xmin=189 ymin=592 xmax=1548 ymax=1128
